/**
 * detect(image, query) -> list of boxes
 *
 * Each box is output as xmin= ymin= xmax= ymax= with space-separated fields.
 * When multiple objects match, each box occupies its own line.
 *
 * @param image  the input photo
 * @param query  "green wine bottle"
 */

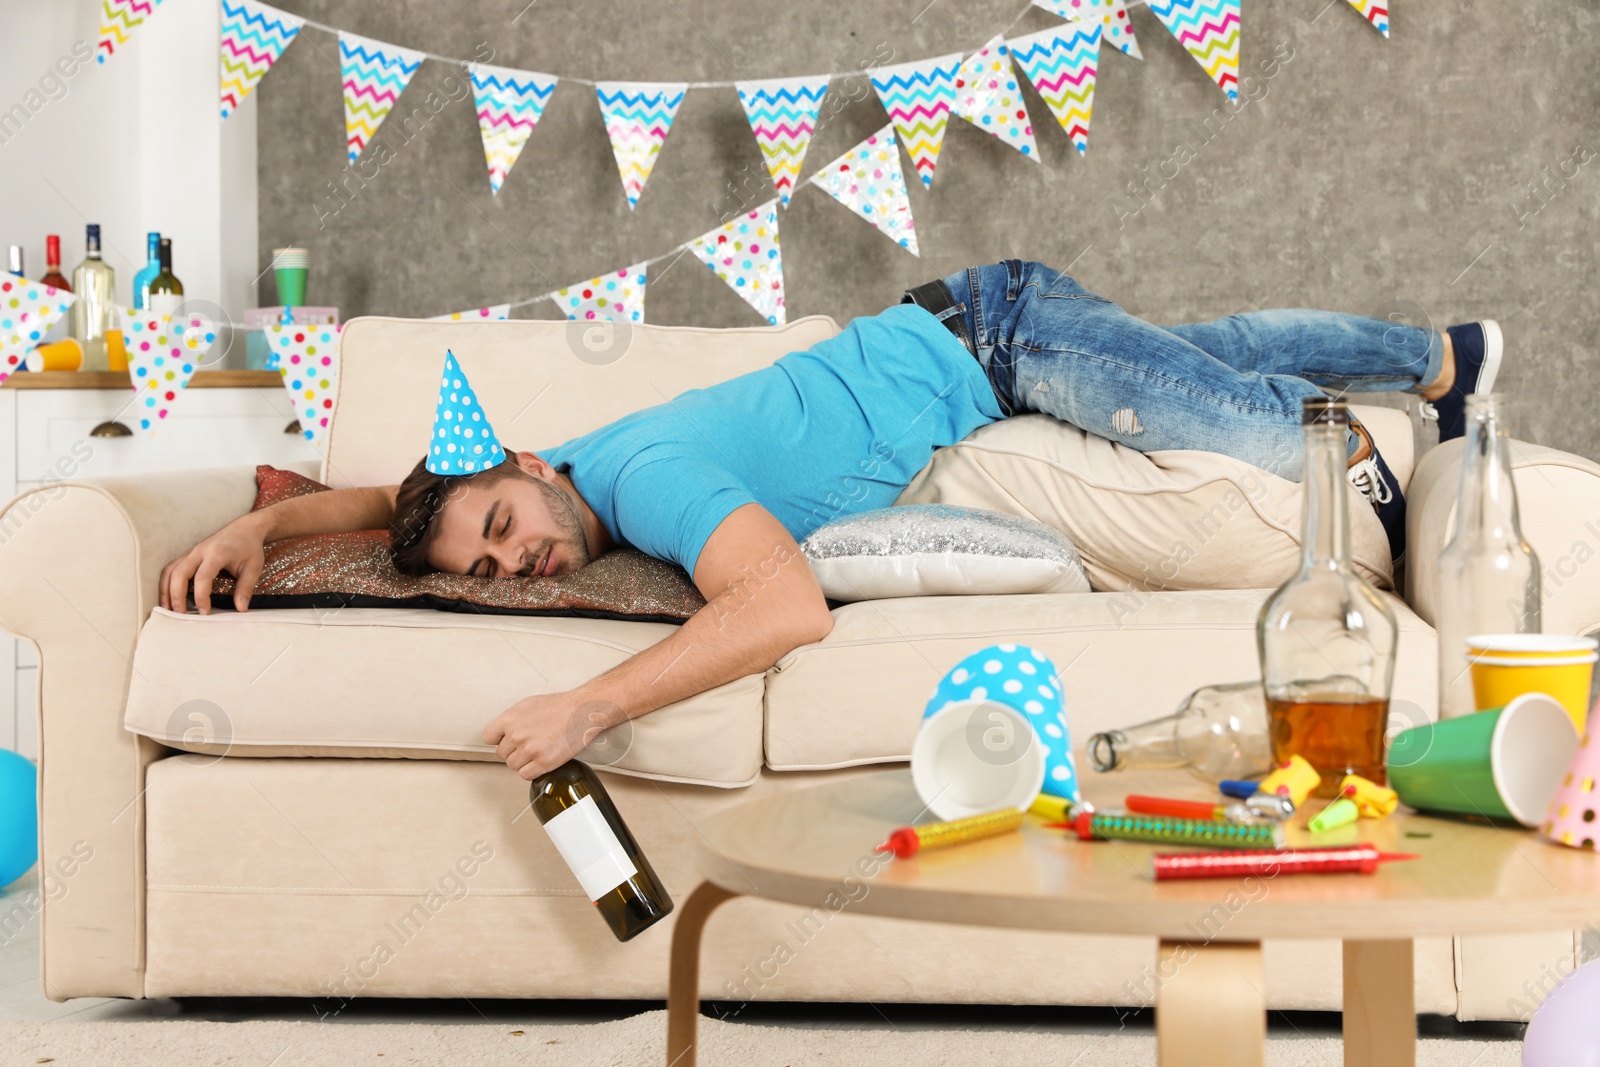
xmin=147 ymin=237 xmax=184 ymax=317
xmin=529 ymin=760 xmax=673 ymax=941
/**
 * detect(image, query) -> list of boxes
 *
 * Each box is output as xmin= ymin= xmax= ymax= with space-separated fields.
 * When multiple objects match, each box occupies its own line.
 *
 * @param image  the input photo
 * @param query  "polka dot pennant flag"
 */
xmin=1009 ymin=22 xmax=1102 ymax=156
xmin=428 ymin=304 xmax=511 ymax=322
xmin=470 ymin=63 xmax=559 ymax=194
xmin=595 ymin=81 xmax=687 ymax=210
xmin=97 ymin=0 xmax=165 ymax=64
xmin=810 ymin=125 xmax=919 ymax=257
xmin=1146 ymin=0 xmax=1241 ymax=102
xmin=736 ymin=75 xmax=830 ymax=208
xmin=120 ymin=308 xmax=217 ymax=435
xmin=557 ymin=264 xmax=647 ymax=323
xmin=686 ymin=201 xmax=786 ymax=326
xmin=219 ymin=0 xmax=304 ymax=120
xmin=1032 ymin=0 xmax=1143 ymax=60
xmin=266 ymin=323 xmax=341 ymax=449
xmin=924 ymin=643 xmax=1080 ymax=803
xmin=953 ymin=36 xmax=1040 ymax=162
xmin=0 ymin=277 xmax=76 ymax=384
xmin=871 ymin=52 xmax=963 ymax=189
xmin=1346 ymin=0 xmax=1389 ymax=38
xmin=426 ymin=350 xmax=506 ymax=476
xmin=340 ymin=31 xmax=425 ymax=164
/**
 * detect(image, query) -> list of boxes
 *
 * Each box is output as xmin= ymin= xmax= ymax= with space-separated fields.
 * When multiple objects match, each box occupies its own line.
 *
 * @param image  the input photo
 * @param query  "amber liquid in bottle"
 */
xmin=1267 ymin=694 xmax=1389 ymax=796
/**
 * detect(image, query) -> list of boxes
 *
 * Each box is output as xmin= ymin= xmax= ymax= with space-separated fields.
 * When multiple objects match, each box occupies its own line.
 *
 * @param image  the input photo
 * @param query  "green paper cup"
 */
xmin=272 ymin=247 xmax=309 ymax=308
xmin=1387 ymin=692 xmax=1579 ymax=826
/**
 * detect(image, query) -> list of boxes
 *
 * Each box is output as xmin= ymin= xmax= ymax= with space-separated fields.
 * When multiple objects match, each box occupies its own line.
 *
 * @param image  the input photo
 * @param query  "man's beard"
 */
xmin=529 ymin=476 xmax=593 ymax=574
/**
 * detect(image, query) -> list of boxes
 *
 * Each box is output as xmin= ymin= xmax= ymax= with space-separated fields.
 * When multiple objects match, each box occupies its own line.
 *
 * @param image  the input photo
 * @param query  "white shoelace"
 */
xmin=1348 ymin=457 xmax=1393 ymax=506
xmin=1417 ymin=400 xmax=1439 ymax=422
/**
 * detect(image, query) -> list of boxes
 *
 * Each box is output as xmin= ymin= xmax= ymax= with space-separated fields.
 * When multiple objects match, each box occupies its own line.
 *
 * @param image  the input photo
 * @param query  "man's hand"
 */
xmin=159 ymin=513 xmax=270 ymax=615
xmin=484 ymin=691 xmax=617 ymax=781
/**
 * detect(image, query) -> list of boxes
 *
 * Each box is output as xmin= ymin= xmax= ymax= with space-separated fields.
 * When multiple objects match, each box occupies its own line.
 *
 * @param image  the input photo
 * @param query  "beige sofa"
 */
xmin=4 ymin=314 xmax=1598 ymax=1021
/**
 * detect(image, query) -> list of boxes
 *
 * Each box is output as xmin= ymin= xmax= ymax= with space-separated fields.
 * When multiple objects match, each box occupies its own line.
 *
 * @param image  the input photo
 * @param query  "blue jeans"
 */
xmin=938 ymin=261 xmax=1445 ymax=482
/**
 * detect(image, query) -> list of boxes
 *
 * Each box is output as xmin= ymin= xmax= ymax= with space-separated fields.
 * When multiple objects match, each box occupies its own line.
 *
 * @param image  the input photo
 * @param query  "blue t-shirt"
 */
xmin=537 ymin=304 xmax=1004 ymax=576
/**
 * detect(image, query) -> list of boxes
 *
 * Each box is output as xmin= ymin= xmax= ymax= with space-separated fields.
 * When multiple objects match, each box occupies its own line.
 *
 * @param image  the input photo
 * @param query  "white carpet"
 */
xmin=4 ymin=1010 xmax=1523 ymax=1066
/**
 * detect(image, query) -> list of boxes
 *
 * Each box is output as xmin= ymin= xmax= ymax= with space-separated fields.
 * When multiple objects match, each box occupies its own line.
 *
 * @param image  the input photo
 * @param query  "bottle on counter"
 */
xmin=146 ymin=237 xmax=184 ymax=317
xmin=40 ymin=235 xmax=70 ymax=292
xmin=131 ymin=231 xmax=160 ymax=309
xmin=7 ymin=246 xmax=23 ymax=278
xmin=69 ymin=224 xmax=116 ymax=371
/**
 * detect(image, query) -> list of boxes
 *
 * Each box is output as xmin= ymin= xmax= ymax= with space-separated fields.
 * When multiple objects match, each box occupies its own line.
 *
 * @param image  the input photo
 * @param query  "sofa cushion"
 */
xmin=123 ymin=606 xmax=763 ymax=787
xmin=896 ymin=412 xmax=1396 ymax=593
xmin=763 ymin=589 xmax=1437 ymax=772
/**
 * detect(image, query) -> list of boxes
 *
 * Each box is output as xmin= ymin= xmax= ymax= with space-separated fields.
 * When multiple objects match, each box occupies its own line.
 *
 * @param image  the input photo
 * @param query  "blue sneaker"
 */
xmin=1348 ymin=419 xmax=1407 ymax=564
xmin=1421 ymin=320 xmax=1503 ymax=442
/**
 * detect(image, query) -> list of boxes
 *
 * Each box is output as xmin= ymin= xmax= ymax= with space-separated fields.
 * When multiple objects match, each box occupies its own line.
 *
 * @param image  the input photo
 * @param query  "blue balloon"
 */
xmin=0 ymin=749 xmax=38 ymax=888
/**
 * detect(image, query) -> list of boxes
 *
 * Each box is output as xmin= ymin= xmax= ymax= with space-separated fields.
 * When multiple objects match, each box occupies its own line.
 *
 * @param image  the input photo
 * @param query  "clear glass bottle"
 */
xmin=1088 ymin=680 xmax=1273 ymax=782
xmin=68 ymin=224 xmax=115 ymax=371
xmin=1435 ymin=395 xmax=1541 ymax=718
xmin=1257 ymin=398 xmax=1398 ymax=797
xmin=7 ymin=246 xmax=23 ymax=277
xmin=131 ymin=231 xmax=160 ymax=310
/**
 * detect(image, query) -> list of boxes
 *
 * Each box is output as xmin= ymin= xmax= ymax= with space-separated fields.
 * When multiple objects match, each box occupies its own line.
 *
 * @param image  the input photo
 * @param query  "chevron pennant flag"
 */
xmin=557 ymin=264 xmax=648 ymax=323
xmin=340 ymin=32 xmax=426 ymax=164
xmin=121 ymin=308 xmax=216 ymax=435
xmin=1347 ymin=0 xmax=1390 ymax=37
xmin=471 ymin=64 xmax=559 ymax=194
xmin=953 ymin=36 xmax=1039 ymax=161
xmin=267 ymin=324 xmax=343 ymax=448
xmin=1032 ymin=0 xmax=1142 ymax=60
xmin=97 ymin=0 xmax=165 ymax=64
xmin=687 ymin=202 xmax=785 ymax=325
xmin=596 ymin=81 xmax=687 ymax=210
xmin=429 ymin=304 xmax=511 ymax=322
xmin=1009 ymin=22 xmax=1101 ymax=156
xmin=0 ymin=278 xmax=75 ymax=385
xmin=1147 ymin=0 xmax=1241 ymax=101
xmin=736 ymin=76 xmax=830 ymax=208
xmin=811 ymin=126 xmax=918 ymax=256
xmin=220 ymin=0 xmax=305 ymax=120
xmin=870 ymin=53 xmax=962 ymax=189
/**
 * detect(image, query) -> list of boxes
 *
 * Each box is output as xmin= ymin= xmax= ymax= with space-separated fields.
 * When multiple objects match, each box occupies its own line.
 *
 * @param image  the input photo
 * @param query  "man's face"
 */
xmin=427 ymin=458 xmax=592 ymax=579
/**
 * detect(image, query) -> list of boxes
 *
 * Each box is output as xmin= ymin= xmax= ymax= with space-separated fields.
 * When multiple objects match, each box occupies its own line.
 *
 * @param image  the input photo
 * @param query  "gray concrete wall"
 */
xmin=258 ymin=1 xmax=1600 ymax=460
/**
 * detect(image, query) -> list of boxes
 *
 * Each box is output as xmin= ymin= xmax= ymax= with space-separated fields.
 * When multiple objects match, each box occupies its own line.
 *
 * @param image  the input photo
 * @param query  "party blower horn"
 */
xmin=1542 ymin=707 xmax=1600 ymax=850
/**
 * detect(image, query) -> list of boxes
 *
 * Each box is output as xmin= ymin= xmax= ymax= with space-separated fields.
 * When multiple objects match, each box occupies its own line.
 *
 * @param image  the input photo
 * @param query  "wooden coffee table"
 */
xmin=666 ymin=767 xmax=1600 ymax=1066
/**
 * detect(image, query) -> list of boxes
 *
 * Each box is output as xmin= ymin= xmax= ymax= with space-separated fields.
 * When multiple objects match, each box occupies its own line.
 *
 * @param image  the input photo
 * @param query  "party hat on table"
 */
xmin=1542 ymin=714 xmax=1600 ymax=850
xmin=0 ymin=276 xmax=76 ymax=384
xmin=427 ymin=351 xmax=505 ymax=476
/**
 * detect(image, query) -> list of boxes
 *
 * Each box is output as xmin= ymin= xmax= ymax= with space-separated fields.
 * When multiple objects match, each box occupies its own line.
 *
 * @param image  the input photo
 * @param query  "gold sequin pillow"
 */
xmin=202 ymin=466 xmax=706 ymax=623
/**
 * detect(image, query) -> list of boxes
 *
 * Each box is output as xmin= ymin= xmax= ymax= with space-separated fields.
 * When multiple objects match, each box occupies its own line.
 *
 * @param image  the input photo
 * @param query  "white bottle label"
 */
xmin=540 ymin=794 xmax=637 ymax=902
xmin=147 ymin=292 xmax=183 ymax=318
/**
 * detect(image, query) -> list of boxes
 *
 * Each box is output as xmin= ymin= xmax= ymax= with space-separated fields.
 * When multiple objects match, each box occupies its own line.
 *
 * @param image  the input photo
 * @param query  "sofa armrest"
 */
xmin=1407 ymin=438 xmax=1600 ymax=637
xmin=0 ymin=466 xmax=260 ymax=999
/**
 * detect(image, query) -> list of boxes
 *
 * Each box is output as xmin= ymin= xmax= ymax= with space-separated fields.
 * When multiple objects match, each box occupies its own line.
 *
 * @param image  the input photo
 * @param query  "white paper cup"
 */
xmin=911 ymin=699 xmax=1047 ymax=821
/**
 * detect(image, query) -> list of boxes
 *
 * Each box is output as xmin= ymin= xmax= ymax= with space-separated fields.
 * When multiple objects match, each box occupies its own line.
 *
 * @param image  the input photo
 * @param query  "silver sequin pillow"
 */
xmin=799 ymin=504 xmax=1090 ymax=602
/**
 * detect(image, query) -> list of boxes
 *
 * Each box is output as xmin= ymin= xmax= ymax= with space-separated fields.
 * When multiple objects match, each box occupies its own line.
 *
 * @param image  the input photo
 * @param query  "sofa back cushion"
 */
xmin=323 ymin=315 xmax=842 ymax=489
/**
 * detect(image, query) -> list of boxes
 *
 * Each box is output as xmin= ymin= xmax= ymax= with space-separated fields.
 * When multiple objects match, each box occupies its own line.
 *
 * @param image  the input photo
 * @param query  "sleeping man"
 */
xmin=160 ymin=260 xmax=1501 ymax=782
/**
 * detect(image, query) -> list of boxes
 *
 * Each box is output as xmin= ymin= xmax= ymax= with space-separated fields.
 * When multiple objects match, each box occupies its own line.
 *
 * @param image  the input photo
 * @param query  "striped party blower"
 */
xmin=220 ymin=0 xmax=304 ymax=121
xmin=1146 ymin=0 xmax=1241 ymax=101
xmin=97 ymin=0 xmax=164 ymax=64
xmin=870 ymin=53 xmax=962 ymax=189
xmin=470 ymin=63 xmax=559 ymax=194
xmin=595 ymin=81 xmax=687 ymax=210
xmin=1347 ymin=0 xmax=1390 ymax=38
xmin=1032 ymin=0 xmax=1142 ymax=60
xmin=736 ymin=76 xmax=830 ymax=208
xmin=1009 ymin=22 xmax=1101 ymax=156
xmin=340 ymin=32 xmax=425 ymax=164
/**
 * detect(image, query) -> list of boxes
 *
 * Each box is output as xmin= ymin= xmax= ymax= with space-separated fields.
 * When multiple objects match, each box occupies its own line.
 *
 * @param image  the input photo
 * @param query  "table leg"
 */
xmin=1155 ymin=939 xmax=1265 ymax=1067
xmin=1342 ymin=939 xmax=1415 ymax=1067
xmin=666 ymin=881 xmax=739 ymax=1067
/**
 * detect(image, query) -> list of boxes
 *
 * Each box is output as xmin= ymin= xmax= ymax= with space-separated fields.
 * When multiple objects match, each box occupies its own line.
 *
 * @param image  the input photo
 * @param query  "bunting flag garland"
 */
xmin=687 ymin=202 xmax=785 ymax=326
xmin=596 ymin=81 xmax=687 ymax=209
xmin=736 ymin=76 xmax=830 ymax=208
xmin=1146 ymin=0 xmax=1241 ymax=101
xmin=0 ymin=277 xmax=76 ymax=385
xmin=340 ymin=32 xmax=426 ymax=164
xmin=97 ymin=0 xmax=165 ymax=64
xmin=219 ymin=0 xmax=304 ymax=120
xmin=557 ymin=265 xmax=648 ymax=323
xmin=429 ymin=304 xmax=511 ymax=322
xmin=953 ymin=37 xmax=1039 ymax=161
xmin=1009 ymin=22 xmax=1101 ymax=156
xmin=1347 ymin=0 xmax=1390 ymax=37
xmin=1032 ymin=0 xmax=1142 ymax=60
xmin=121 ymin=309 xmax=216 ymax=435
xmin=870 ymin=53 xmax=963 ymax=189
xmin=812 ymin=127 xmax=919 ymax=256
xmin=268 ymin=323 xmax=342 ymax=448
xmin=471 ymin=64 xmax=559 ymax=194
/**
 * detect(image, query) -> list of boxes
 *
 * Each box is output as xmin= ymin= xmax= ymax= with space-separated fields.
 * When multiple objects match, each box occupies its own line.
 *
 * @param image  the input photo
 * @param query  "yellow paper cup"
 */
xmin=24 ymin=338 xmax=82 ymax=372
xmin=105 ymin=329 xmax=129 ymax=373
xmin=1467 ymin=634 xmax=1597 ymax=734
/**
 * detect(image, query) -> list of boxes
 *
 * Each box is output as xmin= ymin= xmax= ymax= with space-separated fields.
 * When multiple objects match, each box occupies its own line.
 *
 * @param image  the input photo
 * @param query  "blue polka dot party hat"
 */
xmin=426 ymin=350 xmax=506 ymax=476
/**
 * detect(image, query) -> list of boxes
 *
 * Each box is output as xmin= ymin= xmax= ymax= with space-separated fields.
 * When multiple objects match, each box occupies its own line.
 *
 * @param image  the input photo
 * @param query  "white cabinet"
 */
xmin=0 ymin=372 xmax=322 ymax=759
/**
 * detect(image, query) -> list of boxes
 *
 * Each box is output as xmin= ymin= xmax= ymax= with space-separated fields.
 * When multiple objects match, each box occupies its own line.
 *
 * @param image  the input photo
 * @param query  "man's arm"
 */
xmin=159 ymin=484 xmax=398 ymax=614
xmin=484 ymin=502 xmax=834 ymax=779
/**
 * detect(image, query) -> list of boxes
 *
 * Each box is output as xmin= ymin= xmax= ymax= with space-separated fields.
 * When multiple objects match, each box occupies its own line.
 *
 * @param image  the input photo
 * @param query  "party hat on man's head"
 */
xmin=427 ymin=351 xmax=506 ymax=476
